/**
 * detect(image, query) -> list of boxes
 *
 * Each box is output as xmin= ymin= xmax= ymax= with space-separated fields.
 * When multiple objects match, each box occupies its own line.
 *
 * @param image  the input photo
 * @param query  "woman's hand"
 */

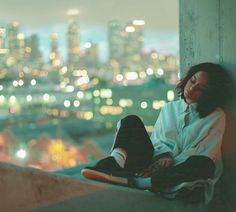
xmin=157 ymin=157 xmax=173 ymax=168
xmin=138 ymin=153 xmax=173 ymax=177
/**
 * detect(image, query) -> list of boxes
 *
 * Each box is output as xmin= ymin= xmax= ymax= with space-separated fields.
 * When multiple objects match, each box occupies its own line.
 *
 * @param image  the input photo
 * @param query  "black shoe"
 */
xmin=176 ymin=186 xmax=205 ymax=203
xmin=81 ymin=157 xmax=131 ymax=186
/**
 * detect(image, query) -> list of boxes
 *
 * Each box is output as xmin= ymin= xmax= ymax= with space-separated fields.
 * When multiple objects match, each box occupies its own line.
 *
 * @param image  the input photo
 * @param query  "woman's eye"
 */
xmin=198 ymin=87 xmax=207 ymax=92
xmin=195 ymin=85 xmax=206 ymax=92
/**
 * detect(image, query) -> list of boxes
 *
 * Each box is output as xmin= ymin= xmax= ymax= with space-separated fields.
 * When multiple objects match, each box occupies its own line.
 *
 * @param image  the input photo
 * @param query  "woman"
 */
xmin=81 ymin=62 xmax=230 ymax=203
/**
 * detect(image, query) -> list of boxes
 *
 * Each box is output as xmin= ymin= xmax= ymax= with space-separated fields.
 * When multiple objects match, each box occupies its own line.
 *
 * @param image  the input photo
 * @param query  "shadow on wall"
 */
xmin=220 ymin=65 xmax=236 ymax=211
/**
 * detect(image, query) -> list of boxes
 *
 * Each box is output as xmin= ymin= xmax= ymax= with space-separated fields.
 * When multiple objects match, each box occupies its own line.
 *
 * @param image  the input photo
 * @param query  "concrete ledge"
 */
xmin=0 ymin=162 xmax=103 ymax=211
xmin=0 ymin=162 xmax=229 ymax=212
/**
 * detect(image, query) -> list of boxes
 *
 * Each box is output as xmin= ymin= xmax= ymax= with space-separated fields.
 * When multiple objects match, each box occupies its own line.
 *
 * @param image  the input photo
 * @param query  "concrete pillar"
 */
xmin=180 ymin=0 xmax=236 ymax=210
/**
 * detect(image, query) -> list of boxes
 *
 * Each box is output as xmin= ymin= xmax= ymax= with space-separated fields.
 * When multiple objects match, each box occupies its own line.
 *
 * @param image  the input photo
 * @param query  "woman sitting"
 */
xmin=81 ymin=62 xmax=231 ymax=203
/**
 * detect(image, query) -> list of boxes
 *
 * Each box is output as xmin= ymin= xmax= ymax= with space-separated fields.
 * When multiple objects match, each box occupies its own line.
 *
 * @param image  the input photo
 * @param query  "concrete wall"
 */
xmin=179 ymin=0 xmax=236 ymax=210
xmin=180 ymin=0 xmax=236 ymax=79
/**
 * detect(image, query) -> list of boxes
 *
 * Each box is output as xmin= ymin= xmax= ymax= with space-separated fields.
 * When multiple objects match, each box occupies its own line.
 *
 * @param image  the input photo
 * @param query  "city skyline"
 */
xmin=0 ymin=0 xmax=179 ymax=62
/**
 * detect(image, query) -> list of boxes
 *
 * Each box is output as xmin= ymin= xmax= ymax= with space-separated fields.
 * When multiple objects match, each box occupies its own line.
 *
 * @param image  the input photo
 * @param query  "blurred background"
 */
xmin=0 ymin=0 xmax=179 ymax=171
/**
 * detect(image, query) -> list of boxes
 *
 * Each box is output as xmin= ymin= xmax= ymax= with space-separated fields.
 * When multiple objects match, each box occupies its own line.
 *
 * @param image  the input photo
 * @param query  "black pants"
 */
xmin=112 ymin=115 xmax=215 ymax=191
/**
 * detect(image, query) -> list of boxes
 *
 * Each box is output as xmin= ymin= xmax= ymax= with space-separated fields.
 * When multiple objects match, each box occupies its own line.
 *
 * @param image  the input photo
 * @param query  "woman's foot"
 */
xmin=132 ymin=176 xmax=152 ymax=190
xmin=81 ymin=157 xmax=132 ymax=186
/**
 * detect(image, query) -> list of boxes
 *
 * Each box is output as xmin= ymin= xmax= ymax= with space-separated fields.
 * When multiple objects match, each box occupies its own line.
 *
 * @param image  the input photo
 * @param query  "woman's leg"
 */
xmin=111 ymin=115 xmax=154 ymax=173
xmin=81 ymin=115 xmax=154 ymax=185
xmin=151 ymin=155 xmax=215 ymax=192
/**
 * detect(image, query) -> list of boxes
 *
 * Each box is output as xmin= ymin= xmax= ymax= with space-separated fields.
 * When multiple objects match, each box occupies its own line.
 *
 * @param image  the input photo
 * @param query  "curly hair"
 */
xmin=176 ymin=62 xmax=232 ymax=118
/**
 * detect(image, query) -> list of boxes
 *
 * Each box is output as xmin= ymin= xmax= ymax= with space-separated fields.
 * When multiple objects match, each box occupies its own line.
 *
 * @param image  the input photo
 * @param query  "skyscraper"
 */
xmin=123 ymin=20 xmax=145 ymax=69
xmin=16 ymin=33 xmax=25 ymax=61
xmin=66 ymin=9 xmax=80 ymax=70
xmin=49 ymin=33 xmax=61 ymax=68
xmin=83 ymin=42 xmax=98 ymax=69
xmin=132 ymin=20 xmax=145 ymax=56
xmin=0 ymin=28 xmax=7 ymax=49
xmin=0 ymin=28 xmax=8 ymax=66
xmin=108 ymin=19 xmax=124 ymax=63
xmin=7 ymin=22 xmax=19 ymax=61
xmin=25 ymin=34 xmax=42 ymax=67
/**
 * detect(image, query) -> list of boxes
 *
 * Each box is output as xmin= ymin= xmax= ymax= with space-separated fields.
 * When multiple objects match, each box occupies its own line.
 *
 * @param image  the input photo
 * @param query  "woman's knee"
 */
xmin=120 ymin=115 xmax=144 ymax=128
xmin=186 ymin=155 xmax=215 ymax=178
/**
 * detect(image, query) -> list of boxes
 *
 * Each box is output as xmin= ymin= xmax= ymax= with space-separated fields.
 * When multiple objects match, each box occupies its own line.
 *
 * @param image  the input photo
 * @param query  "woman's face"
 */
xmin=184 ymin=71 xmax=209 ymax=104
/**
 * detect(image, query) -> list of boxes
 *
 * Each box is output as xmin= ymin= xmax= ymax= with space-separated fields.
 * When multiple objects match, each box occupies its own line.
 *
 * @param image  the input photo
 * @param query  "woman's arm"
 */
xmin=189 ymin=110 xmax=226 ymax=162
xmin=150 ymin=105 xmax=175 ymax=157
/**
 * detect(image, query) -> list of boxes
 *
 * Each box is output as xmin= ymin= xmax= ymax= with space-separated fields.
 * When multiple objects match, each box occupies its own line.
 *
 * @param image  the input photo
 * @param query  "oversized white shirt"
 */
xmin=150 ymin=99 xmax=226 ymax=203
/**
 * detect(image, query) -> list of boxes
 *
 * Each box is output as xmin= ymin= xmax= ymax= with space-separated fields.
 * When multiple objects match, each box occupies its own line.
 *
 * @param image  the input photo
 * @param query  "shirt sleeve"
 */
xmin=150 ymin=105 xmax=175 ymax=157
xmin=190 ymin=110 xmax=226 ymax=162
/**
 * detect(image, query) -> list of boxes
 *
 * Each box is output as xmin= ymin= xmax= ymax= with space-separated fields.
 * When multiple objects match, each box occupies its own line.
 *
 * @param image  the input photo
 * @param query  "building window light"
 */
xmin=16 ymin=149 xmax=27 ymax=159
xmin=167 ymin=90 xmax=175 ymax=101
xmin=141 ymin=101 xmax=148 ymax=109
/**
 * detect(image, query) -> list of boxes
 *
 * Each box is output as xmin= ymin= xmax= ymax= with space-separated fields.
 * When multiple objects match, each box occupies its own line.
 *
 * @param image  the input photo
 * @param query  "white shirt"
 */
xmin=150 ymin=99 xmax=226 ymax=203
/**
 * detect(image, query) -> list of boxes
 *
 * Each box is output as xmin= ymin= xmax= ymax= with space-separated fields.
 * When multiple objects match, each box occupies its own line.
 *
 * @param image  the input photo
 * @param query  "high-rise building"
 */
xmin=83 ymin=42 xmax=98 ymax=69
xmin=16 ymin=33 xmax=25 ymax=61
xmin=51 ymin=33 xmax=59 ymax=53
xmin=123 ymin=20 xmax=145 ymax=68
xmin=25 ymin=34 xmax=42 ymax=66
xmin=0 ymin=28 xmax=9 ymax=65
xmin=6 ymin=22 xmax=27 ymax=67
xmin=7 ymin=22 xmax=19 ymax=61
xmin=132 ymin=20 xmax=145 ymax=53
xmin=49 ymin=33 xmax=61 ymax=68
xmin=66 ymin=9 xmax=80 ymax=70
xmin=0 ymin=28 xmax=7 ymax=49
xmin=108 ymin=20 xmax=124 ymax=63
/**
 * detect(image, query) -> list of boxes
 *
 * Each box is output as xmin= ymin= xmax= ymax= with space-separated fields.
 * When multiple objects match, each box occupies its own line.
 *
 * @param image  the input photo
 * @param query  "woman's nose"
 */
xmin=189 ymin=86 xmax=194 ymax=91
xmin=189 ymin=85 xmax=197 ymax=92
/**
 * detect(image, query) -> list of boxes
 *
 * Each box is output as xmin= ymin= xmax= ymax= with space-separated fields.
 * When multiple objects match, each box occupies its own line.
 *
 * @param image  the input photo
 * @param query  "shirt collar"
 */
xmin=180 ymin=98 xmax=197 ymax=114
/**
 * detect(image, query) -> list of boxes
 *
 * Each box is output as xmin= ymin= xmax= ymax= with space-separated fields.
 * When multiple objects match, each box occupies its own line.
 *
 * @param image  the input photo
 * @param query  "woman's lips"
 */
xmin=185 ymin=91 xmax=193 ymax=99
